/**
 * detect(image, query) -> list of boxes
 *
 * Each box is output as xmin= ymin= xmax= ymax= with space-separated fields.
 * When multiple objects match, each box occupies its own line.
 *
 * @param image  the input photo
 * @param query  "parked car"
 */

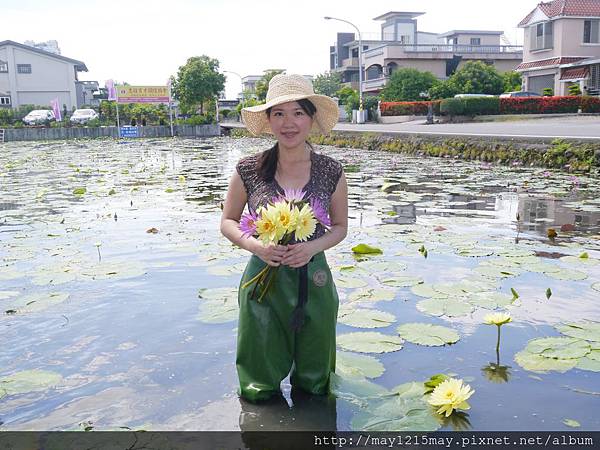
xmin=22 ymin=109 xmax=55 ymax=125
xmin=70 ymin=108 xmax=99 ymax=124
xmin=454 ymin=94 xmax=496 ymax=98
xmin=499 ymin=91 xmax=541 ymax=98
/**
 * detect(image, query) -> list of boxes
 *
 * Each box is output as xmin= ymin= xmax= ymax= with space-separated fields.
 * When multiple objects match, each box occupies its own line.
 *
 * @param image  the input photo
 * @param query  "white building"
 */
xmin=23 ymin=40 xmax=61 ymax=55
xmin=0 ymin=40 xmax=88 ymax=110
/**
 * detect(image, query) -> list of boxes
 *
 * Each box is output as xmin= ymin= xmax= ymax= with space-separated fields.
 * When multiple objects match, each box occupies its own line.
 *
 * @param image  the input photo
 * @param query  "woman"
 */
xmin=220 ymin=73 xmax=348 ymax=403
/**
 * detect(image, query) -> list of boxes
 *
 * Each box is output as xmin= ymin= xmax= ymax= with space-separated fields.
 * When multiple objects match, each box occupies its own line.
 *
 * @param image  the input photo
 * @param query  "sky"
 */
xmin=3 ymin=0 xmax=541 ymax=98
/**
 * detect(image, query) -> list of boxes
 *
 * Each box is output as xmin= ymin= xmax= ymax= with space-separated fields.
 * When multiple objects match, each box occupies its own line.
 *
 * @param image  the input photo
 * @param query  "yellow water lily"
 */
xmin=294 ymin=203 xmax=316 ymax=242
xmin=428 ymin=378 xmax=474 ymax=417
xmin=483 ymin=312 xmax=512 ymax=326
xmin=273 ymin=201 xmax=296 ymax=234
xmin=255 ymin=206 xmax=283 ymax=244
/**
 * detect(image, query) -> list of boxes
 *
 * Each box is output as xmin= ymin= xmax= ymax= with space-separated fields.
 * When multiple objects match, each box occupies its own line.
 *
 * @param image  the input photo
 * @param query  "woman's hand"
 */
xmin=254 ymin=242 xmax=288 ymax=267
xmin=281 ymin=242 xmax=318 ymax=268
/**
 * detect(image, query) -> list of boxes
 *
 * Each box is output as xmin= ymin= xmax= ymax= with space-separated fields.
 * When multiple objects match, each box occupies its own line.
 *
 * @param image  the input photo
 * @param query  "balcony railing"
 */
xmin=365 ymin=44 xmax=523 ymax=54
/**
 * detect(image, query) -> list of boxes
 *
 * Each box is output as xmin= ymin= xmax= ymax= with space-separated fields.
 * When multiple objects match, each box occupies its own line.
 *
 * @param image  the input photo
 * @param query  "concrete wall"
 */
xmin=558 ymin=18 xmax=600 ymax=58
xmin=1 ymin=124 xmax=220 ymax=142
xmin=452 ymin=34 xmax=501 ymax=46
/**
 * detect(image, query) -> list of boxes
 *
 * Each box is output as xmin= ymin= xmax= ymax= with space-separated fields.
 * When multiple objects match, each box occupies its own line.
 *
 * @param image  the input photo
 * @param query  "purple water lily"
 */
xmin=239 ymin=210 xmax=259 ymax=238
xmin=310 ymin=197 xmax=331 ymax=227
xmin=283 ymin=188 xmax=306 ymax=203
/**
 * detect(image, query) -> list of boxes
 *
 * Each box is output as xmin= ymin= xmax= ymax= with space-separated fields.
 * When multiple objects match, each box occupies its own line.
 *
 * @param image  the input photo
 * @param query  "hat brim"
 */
xmin=241 ymin=94 xmax=339 ymax=136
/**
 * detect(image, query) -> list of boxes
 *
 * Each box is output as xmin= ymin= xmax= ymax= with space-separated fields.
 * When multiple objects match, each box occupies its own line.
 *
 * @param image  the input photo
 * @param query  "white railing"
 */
xmin=402 ymin=44 xmax=523 ymax=54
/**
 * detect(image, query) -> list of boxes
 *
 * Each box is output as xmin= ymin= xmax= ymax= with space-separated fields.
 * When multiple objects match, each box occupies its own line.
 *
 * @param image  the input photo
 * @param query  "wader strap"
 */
xmin=289 ymin=256 xmax=314 ymax=332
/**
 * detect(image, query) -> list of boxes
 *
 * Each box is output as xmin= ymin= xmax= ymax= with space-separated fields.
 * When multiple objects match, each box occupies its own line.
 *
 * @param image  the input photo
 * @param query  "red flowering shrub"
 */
xmin=500 ymin=96 xmax=581 ymax=114
xmin=380 ymin=100 xmax=441 ymax=116
xmin=580 ymin=96 xmax=600 ymax=113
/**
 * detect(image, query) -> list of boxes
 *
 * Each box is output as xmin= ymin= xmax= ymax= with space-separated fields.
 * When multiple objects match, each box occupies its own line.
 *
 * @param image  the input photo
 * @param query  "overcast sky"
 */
xmin=4 ymin=0 xmax=540 ymax=98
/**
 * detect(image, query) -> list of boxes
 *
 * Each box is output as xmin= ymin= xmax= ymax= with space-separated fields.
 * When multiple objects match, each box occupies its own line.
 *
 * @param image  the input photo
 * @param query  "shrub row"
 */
xmin=380 ymin=100 xmax=441 ymax=116
xmin=380 ymin=96 xmax=600 ymax=117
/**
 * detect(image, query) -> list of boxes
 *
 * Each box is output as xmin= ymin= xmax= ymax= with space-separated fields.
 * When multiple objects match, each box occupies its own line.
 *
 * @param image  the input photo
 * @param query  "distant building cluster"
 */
xmin=1 ymin=0 xmax=599 ymax=115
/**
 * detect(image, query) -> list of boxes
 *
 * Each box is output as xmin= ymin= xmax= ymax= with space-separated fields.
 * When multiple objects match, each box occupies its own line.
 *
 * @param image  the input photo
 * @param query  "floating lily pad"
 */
xmin=576 ymin=356 xmax=600 ymax=372
xmin=474 ymin=265 xmax=522 ymax=279
xmin=379 ymin=274 xmax=423 ymax=287
xmin=4 ymin=292 xmax=70 ymax=314
xmin=352 ymin=244 xmax=383 ymax=255
xmin=329 ymin=372 xmax=390 ymax=406
xmin=347 ymin=288 xmax=396 ymax=303
xmin=560 ymin=255 xmax=599 ymax=266
xmin=416 ymin=297 xmax=473 ymax=317
xmin=525 ymin=337 xmax=590 ymax=359
xmin=514 ymin=350 xmax=578 ymax=373
xmin=545 ymin=269 xmax=588 ymax=281
xmin=197 ymin=287 xmax=238 ymax=323
xmin=591 ymin=282 xmax=600 ymax=292
xmin=410 ymin=283 xmax=448 ymax=299
xmin=339 ymin=309 xmax=396 ymax=329
xmin=0 ymin=369 xmax=63 ymax=396
xmin=0 ymin=291 xmax=19 ymax=300
xmin=467 ymin=292 xmax=515 ymax=309
xmin=556 ymin=322 xmax=600 ymax=343
xmin=397 ymin=323 xmax=460 ymax=346
xmin=336 ymin=352 xmax=385 ymax=379
xmin=563 ymin=419 xmax=581 ymax=428
xmin=457 ymin=248 xmax=495 ymax=257
xmin=335 ymin=275 xmax=369 ymax=289
xmin=337 ymin=332 xmax=404 ymax=353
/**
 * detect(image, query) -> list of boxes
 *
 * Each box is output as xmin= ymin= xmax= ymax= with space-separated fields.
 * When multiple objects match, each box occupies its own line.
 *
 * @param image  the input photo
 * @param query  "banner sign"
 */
xmin=105 ymin=79 xmax=117 ymax=101
xmin=119 ymin=126 xmax=139 ymax=138
xmin=116 ymin=85 xmax=169 ymax=104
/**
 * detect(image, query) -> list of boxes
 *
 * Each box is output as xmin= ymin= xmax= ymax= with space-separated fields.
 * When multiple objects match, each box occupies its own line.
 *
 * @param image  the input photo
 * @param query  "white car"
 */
xmin=70 ymin=108 xmax=99 ymax=124
xmin=22 ymin=110 xmax=55 ymax=125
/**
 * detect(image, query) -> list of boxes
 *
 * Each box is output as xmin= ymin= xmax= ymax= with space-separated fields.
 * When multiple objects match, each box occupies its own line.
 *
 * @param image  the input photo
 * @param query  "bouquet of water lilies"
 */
xmin=239 ymin=188 xmax=331 ymax=302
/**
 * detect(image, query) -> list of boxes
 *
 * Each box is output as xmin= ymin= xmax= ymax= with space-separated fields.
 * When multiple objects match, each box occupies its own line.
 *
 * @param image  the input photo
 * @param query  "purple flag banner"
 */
xmin=105 ymin=79 xmax=117 ymax=101
xmin=50 ymin=98 xmax=62 ymax=121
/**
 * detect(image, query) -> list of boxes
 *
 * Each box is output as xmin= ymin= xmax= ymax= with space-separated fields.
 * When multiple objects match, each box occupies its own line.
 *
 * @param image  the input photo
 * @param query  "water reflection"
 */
xmin=239 ymin=389 xmax=337 ymax=449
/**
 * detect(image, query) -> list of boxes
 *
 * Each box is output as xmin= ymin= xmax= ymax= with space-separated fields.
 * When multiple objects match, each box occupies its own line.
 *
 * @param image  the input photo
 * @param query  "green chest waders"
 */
xmin=236 ymin=251 xmax=339 ymax=403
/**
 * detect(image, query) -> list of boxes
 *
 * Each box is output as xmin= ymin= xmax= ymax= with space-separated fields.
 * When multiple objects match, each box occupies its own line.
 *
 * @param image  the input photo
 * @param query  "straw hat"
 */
xmin=241 ymin=73 xmax=339 ymax=136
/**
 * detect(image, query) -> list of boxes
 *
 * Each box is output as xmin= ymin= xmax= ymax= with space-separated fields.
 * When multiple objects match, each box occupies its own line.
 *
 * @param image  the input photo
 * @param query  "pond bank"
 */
xmin=229 ymin=128 xmax=600 ymax=174
xmin=0 ymin=124 xmax=220 ymax=142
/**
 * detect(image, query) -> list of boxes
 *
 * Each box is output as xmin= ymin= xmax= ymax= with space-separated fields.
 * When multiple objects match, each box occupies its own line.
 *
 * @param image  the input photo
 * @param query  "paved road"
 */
xmin=223 ymin=116 xmax=600 ymax=140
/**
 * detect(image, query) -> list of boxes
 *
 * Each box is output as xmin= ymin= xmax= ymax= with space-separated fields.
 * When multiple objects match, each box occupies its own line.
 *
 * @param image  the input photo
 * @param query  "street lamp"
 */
xmin=324 ymin=15 xmax=363 ymax=114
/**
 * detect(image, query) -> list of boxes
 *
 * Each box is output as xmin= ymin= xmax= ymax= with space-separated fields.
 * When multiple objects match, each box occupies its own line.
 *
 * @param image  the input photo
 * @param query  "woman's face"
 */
xmin=267 ymin=101 xmax=313 ymax=150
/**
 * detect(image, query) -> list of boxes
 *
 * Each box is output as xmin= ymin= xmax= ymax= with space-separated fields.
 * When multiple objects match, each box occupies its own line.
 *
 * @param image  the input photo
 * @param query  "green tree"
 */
xmin=380 ymin=68 xmax=439 ymax=101
xmin=171 ymin=56 xmax=225 ymax=114
xmin=335 ymin=86 xmax=357 ymax=105
xmin=502 ymin=71 xmax=522 ymax=93
xmin=313 ymin=72 xmax=342 ymax=97
xmin=447 ymin=61 xmax=504 ymax=95
xmin=255 ymin=69 xmax=285 ymax=101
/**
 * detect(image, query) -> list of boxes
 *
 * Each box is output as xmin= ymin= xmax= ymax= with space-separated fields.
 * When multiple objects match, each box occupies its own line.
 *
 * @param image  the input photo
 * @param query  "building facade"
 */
xmin=0 ymin=40 xmax=88 ymax=110
xmin=517 ymin=0 xmax=600 ymax=95
xmin=329 ymin=11 xmax=523 ymax=94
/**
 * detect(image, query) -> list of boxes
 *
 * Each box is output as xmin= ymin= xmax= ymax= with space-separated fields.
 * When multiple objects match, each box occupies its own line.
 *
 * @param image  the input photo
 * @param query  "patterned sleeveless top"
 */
xmin=236 ymin=149 xmax=343 ymax=240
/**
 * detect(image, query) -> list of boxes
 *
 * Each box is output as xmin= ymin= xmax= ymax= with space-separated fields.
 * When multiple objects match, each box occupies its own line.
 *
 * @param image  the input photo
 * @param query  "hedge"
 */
xmin=580 ymin=96 xmax=600 ymax=113
xmin=380 ymin=100 xmax=441 ymax=116
xmin=499 ymin=96 xmax=581 ymax=114
xmin=440 ymin=97 xmax=500 ymax=116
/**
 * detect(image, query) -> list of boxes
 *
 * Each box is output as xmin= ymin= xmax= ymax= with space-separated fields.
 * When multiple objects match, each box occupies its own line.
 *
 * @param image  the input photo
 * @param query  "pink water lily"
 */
xmin=282 ymin=188 xmax=306 ymax=203
xmin=310 ymin=197 xmax=331 ymax=227
xmin=239 ymin=210 xmax=259 ymax=238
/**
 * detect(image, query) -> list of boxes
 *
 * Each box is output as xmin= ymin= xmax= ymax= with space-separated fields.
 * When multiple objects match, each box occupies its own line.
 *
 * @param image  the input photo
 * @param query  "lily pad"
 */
xmin=197 ymin=287 xmax=238 ymax=323
xmin=397 ymin=323 xmax=460 ymax=346
xmin=336 ymin=351 xmax=385 ymax=379
xmin=514 ymin=350 xmax=578 ymax=373
xmin=416 ymin=297 xmax=473 ymax=317
xmin=0 ymin=369 xmax=63 ymax=396
xmin=352 ymin=244 xmax=383 ymax=255
xmin=410 ymin=283 xmax=448 ymax=299
xmin=545 ymin=269 xmax=588 ymax=281
xmin=379 ymin=274 xmax=423 ymax=287
xmin=337 ymin=331 xmax=404 ymax=354
xmin=329 ymin=372 xmax=390 ymax=406
xmin=4 ymin=292 xmax=70 ymax=314
xmin=560 ymin=255 xmax=599 ymax=266
xmin=525 ymin=337 xmax=590 ymax=359
xmin=347 ymin=288 xmax=396 ymax=303
xmin=576 ymin=356 xmax=600 ymax=372
xmin=339 ymin=309 xmax=396 ymax=329
xmin=467 ymin=292 xmax=514 ymax=309
xmin=563 ymin=419 xmax=581 ymax=428
xmin=591 ymin=282 xmax=600 ymax=292
xmin=335 ymin=275 xmax=369 ymax=289
xmin=556 ymin=322 xmax=600 ymax=343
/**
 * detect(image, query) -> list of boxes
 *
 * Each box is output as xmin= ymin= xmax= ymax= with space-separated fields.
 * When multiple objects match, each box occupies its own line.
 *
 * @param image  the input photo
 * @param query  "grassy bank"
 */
xmin=230 ymin=128 xmax=600 ymax=174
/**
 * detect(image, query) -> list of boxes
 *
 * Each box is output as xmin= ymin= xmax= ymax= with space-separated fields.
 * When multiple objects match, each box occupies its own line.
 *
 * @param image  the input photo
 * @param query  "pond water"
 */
xmin=1 ymin=137 xmax=599 ymax=433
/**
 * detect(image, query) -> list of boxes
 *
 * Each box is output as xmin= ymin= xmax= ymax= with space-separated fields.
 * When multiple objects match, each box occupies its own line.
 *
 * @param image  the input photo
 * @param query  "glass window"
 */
xmin=531 ymin=22 xmax=553 ymax=50
xmin=584 ymin=20 xmax=600 ymax=43
xmin=0 ymin=97 xmax=10 ymax=105
xmin=470 ymin=38 xmax=481 ymax=45
xmin=0 ymin=60 xmax=7 ymax=73
xmin=17 ymin=64 xmax=32 ymax=74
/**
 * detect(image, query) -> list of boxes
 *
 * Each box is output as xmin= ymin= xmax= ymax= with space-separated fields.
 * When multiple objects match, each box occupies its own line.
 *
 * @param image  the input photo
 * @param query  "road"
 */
xmin=222 ymin=116 xmax=600 ymax=140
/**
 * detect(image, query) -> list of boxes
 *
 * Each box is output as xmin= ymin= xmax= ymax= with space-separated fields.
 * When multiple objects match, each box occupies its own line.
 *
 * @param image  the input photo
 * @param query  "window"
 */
xmin=17 ymin=64 xmax=32 ymax=74
xmin=0 ymin=97 xmax=10 ymax=105
xmin=531 ymin=22 xmax=553 ymax=50
xmin=584 ymin=20 xmax=600 ymax=43
xmin=470 ymin=38 xmax=481 ymax=46
xmin=0 ymin=60 xmax=7 ymax=73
